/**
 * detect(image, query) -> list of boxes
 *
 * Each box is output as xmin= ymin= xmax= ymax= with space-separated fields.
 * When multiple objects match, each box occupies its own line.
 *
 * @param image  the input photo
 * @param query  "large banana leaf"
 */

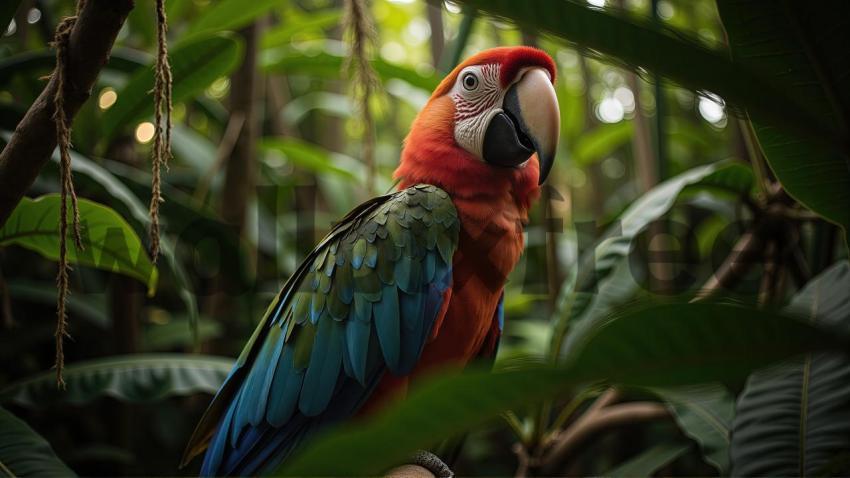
xmin=0 ymin=406 xmax=76 ymax=477
xmin=553 ymin=162 xmax=733 ymax=357
xmin=652 ymin=384 xmax=734 ymax=473
xmin=0 ymin=195 xmax=158 ymax=295
xmin=101 ymin=33 xmax=243 ymax=144
xmin=1 ymin=354 xmax=232 ymax=407
xmin=717 ymin=1 xmax=850 ymax=235
xmin=449 ymin=0 xmax=835 ymax=159
xmin=280 ymin=301 xmax=843 ymax=475
xmin=731 ymin=261 xmax=850 ymax=476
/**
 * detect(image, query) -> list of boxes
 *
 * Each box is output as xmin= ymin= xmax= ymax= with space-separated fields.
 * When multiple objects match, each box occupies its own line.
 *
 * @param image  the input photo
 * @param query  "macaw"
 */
xmin=182 ymin=46 xmax=560 ymax=476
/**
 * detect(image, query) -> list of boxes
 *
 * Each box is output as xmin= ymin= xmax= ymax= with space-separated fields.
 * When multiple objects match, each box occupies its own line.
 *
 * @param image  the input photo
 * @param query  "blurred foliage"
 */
xmin=0 ymin=0 xmax=848 ymax=476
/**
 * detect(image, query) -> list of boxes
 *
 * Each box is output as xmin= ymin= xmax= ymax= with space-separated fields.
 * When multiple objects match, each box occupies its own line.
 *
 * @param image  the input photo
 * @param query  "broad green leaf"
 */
xmin=651 ymin=384 xmax=734 ymax=473
xmin=572 ymin=121 xmax=634 ymax=166
xmin=718 ymin=1 xmax=850 ymax=235
xmin=1 ymin=354 xmax=233 ymax=407
xmin=281 ymin=92 xmax=354 ymax=126
xmin=8 ymin=280 xmax=108 ymax=328
xmin=171 ymin=124 xmax=217 ymax=175
xmin=0 ymin=195 xmax=158 ymax=295
xmin=0 ymin=406 xmax=76 ymax=477
xmin=605 ymin=441 xmax=691 ymax=476
xmin=731 ymin=261 xmax=850 ymax=476
xmin=48 ymin=148 xmax=199 ymax=332
xmin=101 ymin=33 xmax=243 ymax=143
xmin=184 ymin=0 xmax=281 ymax=39
xmin=553 ymin=163 xmax=724 ymax=356
xmin=0 ymin=48 xmax=151 ymax=88
xmin=450 ymin=0 xmax=837 ymax=160
xmin=261 ymin=47 xmax=439 ymax=92
xmin=261 ymin=137 xmax=358 ymax=180
xmin=280 ymin=302 xmax=842 ymax=475
xmin=143 ymin=317 xmax=222 ymax=351
xmin=685 ymin=161 xmax=754 ymax=197
xmin=261 ymin=10 xmax=343 ymax=49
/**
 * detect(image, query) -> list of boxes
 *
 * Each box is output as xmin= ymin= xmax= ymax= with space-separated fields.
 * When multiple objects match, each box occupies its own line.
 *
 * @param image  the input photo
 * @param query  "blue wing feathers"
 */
xmin=373 ymin=285 xmax=401 ymax=372
xmin=196 ymin=185 xmax=458 ymax=476
xmin=298 ymin=317 xmax=344 ymax=416
xmin=267 ymin=347 xmax=302 ymax=427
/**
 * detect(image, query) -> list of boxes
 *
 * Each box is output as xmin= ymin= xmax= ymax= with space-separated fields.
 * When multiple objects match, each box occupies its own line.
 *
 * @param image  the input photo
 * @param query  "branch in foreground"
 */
xmin=540 ymin=401 xmax=670 ymax=474
xmin=0 ymin=0 xmax=135 ymax=227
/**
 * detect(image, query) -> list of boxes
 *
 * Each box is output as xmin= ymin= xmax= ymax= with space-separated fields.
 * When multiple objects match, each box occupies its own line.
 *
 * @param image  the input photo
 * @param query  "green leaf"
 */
xmin=1 ymin=354 xmax=233 ymax=407
xmin=0 ymin=406 xmax=76 ymax=477
xmin=553 ymin=163 xmax=724 ymax=356
xmin=185 ymin=0 xmax=281 ymax=39
xmin=717 ymin=1 xmax=850 ymax=235
xmin=280 ymin=302 xmax=842 ymax=475
xmin=0 ymin=195 xmax=158 ymax=295
xmin=731 ymin=261 xmax=850 ymax=476
xmin=0 ymin=48 xmax=151 ymax=88
xmin=143 ymin=317 xmax=222 ymax=351
xmin=686 ymin=161 xmax=754 ymax=197
xmin=261 ymin=10 xmax=343 ymax=49
xmin=571 ymin=121 xmax=634 ymax=166
xmin=651 ymin=384 xmax=734 ymax=473
xmin=0 ymin=3 xmax=20 ymax=41
xmin=450 ymin=0 xmax=837 ymax=161
xmin=101 ymin=33 xmax=243 ymax=143
xmin=260 ymin=137 xmax=359 ymax=180
xmin=8 ymin=280 xmax=108 ymax=328
xmin=281 ymin=92 xmax=354 ymax=126
xmin=261 ymin=47 xmax=439 ymax=92
xmin=605 ymin=441 xmax=691 ymax=476
xmin=48 ymin=148 xmax=199 ymax=334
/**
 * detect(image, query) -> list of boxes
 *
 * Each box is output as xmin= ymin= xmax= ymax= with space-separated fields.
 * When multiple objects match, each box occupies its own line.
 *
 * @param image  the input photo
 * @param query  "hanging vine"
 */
xmin=51 ymin=1 xmax=85 ymax=389
xmin=342 ymin=0 xmax=380 ymax=193
xmin=50 ymin=0 xmax=172 ymax=386
xmin=149 ymin=0 xmax=173 ymax=261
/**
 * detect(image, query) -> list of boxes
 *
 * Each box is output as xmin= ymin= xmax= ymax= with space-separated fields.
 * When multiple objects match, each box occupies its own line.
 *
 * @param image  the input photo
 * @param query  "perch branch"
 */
xmin=0 ymin=0 xmax=135 ymax=227
xmin=540 ymin=401 xmax=669 ymax=474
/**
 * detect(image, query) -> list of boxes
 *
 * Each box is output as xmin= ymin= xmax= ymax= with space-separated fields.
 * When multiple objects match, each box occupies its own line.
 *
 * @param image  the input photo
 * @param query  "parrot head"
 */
xmin=395 ymin=46 xmax=560 ymax=200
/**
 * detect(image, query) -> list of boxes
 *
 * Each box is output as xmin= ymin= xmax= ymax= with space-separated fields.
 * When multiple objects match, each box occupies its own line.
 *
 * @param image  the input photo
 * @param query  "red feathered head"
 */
xmin=395 ymin=46 xmax=560 ymax=203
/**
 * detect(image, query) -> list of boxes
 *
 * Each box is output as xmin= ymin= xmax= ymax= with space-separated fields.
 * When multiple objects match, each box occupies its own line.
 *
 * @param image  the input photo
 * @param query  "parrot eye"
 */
xmin=462 ymin=72 xmax=479 ymax=91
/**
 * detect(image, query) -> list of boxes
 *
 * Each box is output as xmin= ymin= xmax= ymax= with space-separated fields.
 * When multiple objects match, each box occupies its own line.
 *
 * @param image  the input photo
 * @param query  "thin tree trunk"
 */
xmin=426 ymin=3 xmax=444 ymax=68
xmin=205 ymin=20 xmax=263 ymax=335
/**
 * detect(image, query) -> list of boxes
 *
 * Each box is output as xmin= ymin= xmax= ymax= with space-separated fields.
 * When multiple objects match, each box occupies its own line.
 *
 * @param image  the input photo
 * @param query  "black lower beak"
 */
xmin=482 ymin=85 xmax=534 ymax=169
xmin=482 ymin=82 xmax=557 ymax=184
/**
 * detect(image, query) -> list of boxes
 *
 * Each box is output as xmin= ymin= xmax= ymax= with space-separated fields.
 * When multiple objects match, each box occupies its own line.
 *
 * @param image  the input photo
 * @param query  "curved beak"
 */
xmin=482 ymin=68 xmax=560 ymax=184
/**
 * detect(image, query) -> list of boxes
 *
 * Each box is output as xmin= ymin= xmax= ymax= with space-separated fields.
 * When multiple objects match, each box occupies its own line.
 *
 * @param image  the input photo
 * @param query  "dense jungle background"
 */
xmin=1 ymin=0 xmax=849 ymax=476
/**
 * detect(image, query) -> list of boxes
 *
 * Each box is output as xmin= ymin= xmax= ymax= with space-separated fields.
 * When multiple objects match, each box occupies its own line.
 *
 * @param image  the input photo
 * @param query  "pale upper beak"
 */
xmin=481 ymin=67 xmax=560 ymax=184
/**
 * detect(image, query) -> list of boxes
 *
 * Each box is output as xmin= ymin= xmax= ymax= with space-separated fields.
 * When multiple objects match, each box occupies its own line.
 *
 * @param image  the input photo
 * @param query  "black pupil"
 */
xmin=465 ymin=75 xmax=475 ymax=88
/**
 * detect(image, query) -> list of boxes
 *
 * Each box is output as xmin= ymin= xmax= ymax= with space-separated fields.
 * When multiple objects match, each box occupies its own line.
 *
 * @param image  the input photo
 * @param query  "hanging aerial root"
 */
xmin=342 ymin=0 xmax=380 ymax=192
xmin=52 ymin=1 xmax=86 ymax=389
xmin=149 ymin=0 xmax=173 ymax=261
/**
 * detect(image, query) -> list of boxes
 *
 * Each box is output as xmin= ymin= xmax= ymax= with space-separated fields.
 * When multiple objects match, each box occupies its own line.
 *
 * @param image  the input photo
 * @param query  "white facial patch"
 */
xmin=450 ymin=64 xmax=505 ymax=160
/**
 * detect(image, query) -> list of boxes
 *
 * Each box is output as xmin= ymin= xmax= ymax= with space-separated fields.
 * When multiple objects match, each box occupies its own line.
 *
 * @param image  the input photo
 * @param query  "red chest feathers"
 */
xmin=415 ymin=193 xmax=528 ymax=371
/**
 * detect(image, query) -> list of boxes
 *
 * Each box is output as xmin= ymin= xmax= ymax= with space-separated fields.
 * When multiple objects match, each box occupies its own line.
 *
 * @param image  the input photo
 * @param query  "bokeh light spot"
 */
xmin=597 ymin=98 xmax=625 ymax=123
xmin=98 ymin=88 xmax=118 ymax=110
xmin=135 ymin=122 xmax=155 ymax=144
